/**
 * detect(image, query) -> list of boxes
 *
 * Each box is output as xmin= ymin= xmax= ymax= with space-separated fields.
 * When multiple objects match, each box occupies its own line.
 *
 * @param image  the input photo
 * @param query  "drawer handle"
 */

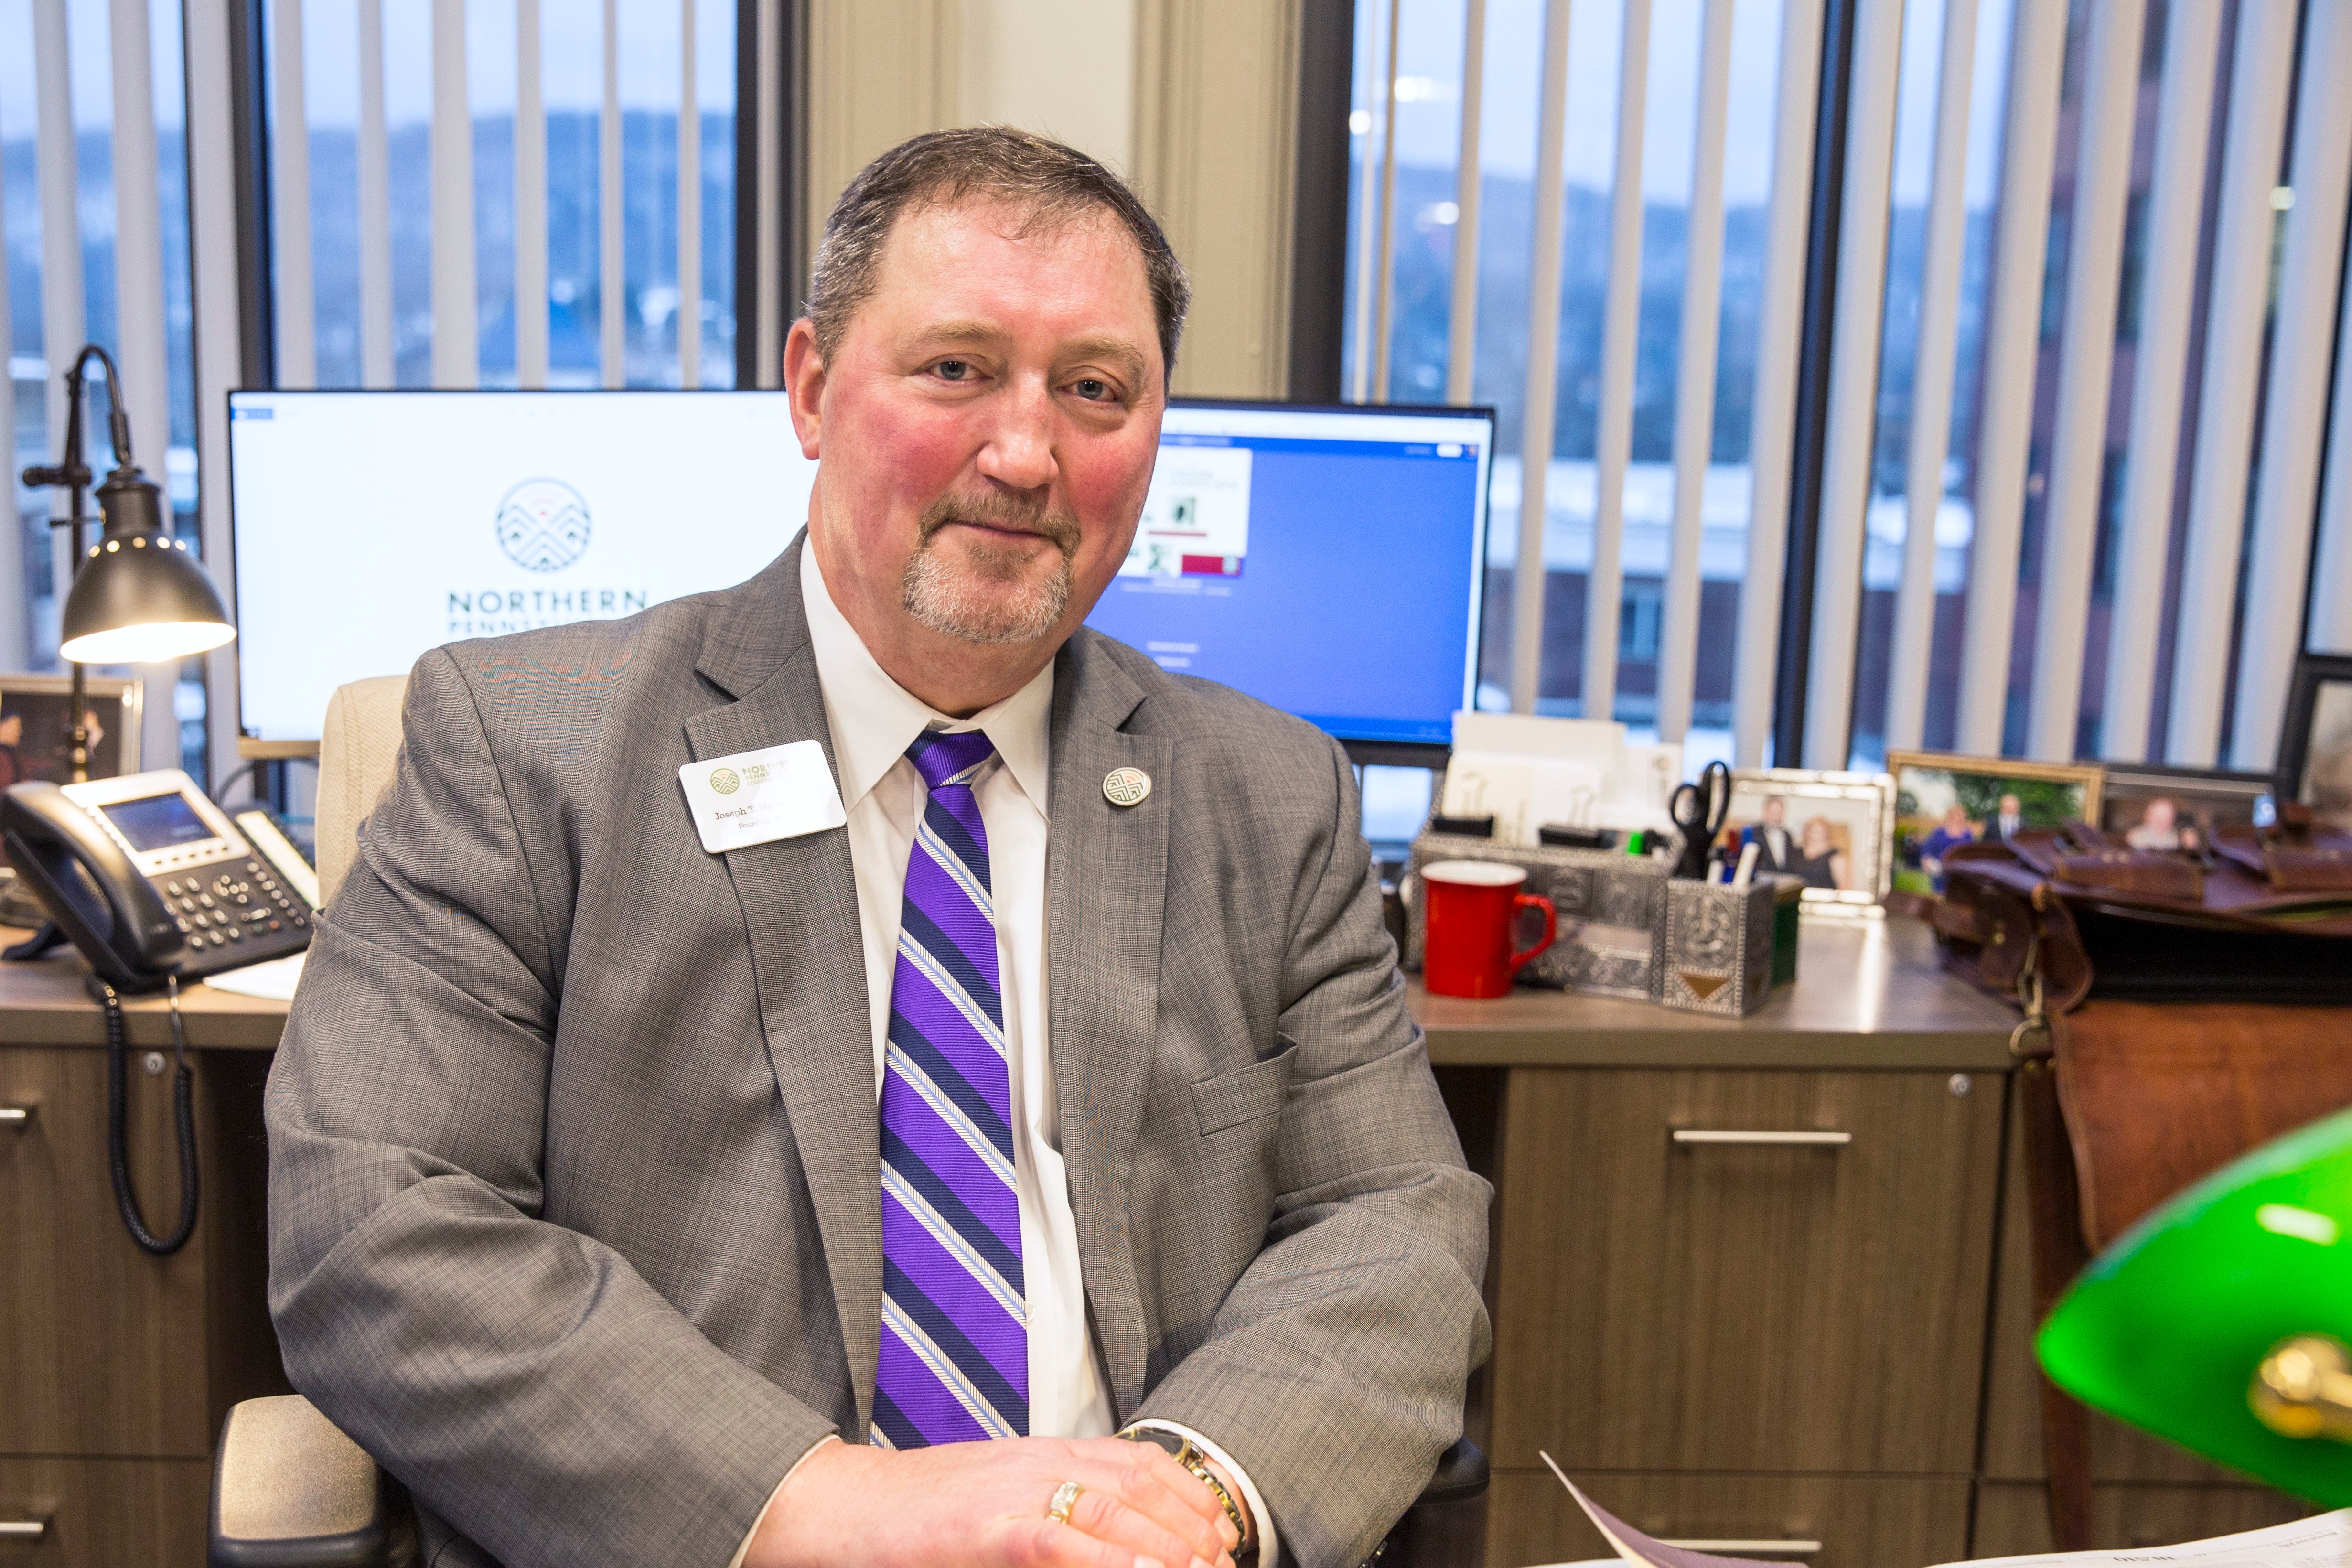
xmin=1672 ymin=1129 xmax=1851 ymax=1147
xmin=0 ymin=1106 xmax=31 ymax=1130
xmin=0 ymin=1516 xmax=50 ymax=1542
xmin=1662 ymin=1541 xmax=1821 ymax=1557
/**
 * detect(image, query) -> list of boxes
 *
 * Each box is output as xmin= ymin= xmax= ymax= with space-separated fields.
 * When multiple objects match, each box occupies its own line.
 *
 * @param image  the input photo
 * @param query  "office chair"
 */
xmin=208 ymin=1393 xmax=1487 ymax=1568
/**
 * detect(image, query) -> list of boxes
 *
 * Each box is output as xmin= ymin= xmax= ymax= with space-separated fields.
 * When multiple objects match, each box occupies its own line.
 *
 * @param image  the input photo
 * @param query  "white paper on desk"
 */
xmin=1546 ymin=1454 xmax=2352 ymax=1568
xmin=1453 ymin=710 xmax=1626 ymax=761
xmin=1439 ymin=751 xmax=1609 ymax=844
xmin=202 ymin=951 xmax=307 ymax=1003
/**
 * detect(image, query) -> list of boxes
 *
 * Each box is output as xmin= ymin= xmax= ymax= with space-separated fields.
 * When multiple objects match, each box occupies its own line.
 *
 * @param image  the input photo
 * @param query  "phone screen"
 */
xmin=100 ymin=793 xmax=214 ymax=852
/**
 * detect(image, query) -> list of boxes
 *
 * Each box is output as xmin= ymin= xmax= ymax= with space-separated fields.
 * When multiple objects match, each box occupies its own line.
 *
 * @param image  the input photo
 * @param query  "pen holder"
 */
xmin=1658 ymin=877 xmax=1780 ymax=1017
xmin=1406 ymin=829 xmax=1666 ymax=1000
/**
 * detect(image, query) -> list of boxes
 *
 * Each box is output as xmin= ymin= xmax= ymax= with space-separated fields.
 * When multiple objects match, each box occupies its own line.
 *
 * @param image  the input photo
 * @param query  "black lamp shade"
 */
xmin=59 ymin=465 xmax=236 ymax=665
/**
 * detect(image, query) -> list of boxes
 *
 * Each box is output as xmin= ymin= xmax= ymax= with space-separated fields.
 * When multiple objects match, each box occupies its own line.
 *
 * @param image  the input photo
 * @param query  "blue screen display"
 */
xmin=1084 ymin=403 xmax=1492 ymax=746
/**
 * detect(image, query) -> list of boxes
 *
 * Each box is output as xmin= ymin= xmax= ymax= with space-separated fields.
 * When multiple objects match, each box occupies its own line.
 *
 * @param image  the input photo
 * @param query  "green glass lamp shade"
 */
xmin=2037 ymin=1105 xmax=2352 ymax=1505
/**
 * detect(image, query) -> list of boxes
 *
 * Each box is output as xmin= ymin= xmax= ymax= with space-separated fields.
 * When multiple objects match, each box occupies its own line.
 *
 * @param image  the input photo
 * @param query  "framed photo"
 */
xmin=1886 ymin=750 xmax=2104 ymax=896
xmin=0 ymin=674 xmax=143 ymax=785
xmin=2099 ymin=764 xmax=2271 ymax=853
xmin=2279 ymin=653 xmax=2352 ymax=833
xmin=1714 ymin=768 xmax=1894 ymax=907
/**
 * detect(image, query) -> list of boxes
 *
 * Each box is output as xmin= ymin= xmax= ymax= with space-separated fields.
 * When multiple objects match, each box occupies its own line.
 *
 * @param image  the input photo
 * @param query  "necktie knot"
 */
xmin=909 ymin=729 xmax=996 ymax=790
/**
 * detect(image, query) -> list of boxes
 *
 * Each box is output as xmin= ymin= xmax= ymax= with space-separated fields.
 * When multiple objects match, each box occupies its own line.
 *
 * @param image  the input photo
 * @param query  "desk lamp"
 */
xmin=20 ymin=345 xmax=236 ymax=781
xmin=2036 ymin=1106 xmax=2352 ymax=1506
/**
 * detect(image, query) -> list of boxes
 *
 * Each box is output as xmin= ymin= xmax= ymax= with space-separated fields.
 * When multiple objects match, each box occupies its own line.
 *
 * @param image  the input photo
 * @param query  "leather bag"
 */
xmin=1931 ymin=822 xmax=2352 ymax=1550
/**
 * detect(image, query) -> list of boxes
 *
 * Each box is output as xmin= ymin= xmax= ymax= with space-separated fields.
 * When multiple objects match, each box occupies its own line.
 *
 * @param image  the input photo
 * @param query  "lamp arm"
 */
xmin=70 ymin=344 xmax=137 ymax=469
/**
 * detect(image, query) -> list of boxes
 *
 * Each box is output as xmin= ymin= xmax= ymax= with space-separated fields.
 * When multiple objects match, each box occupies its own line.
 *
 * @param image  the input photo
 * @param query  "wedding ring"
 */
xmin=1047 ymin=1480 xmax=1084 ymax=1525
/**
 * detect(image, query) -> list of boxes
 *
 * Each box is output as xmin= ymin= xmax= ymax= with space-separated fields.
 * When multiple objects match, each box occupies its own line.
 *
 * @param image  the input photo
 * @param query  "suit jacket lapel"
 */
xmin=683 ymin=540 xmax=882 ymax=1437
xmin=1045 ymin=635 xmax=1171 ymax=1418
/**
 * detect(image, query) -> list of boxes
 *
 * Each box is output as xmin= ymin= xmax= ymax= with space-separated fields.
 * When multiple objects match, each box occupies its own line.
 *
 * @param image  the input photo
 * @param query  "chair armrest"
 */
xmin=210 ymin=1395 xmax=394 ymax=1568
xmin=1416 ymin=1437 xmax=1489 ymax=1508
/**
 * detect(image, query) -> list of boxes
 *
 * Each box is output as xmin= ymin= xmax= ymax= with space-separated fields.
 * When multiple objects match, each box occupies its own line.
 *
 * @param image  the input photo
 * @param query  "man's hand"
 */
xmin=746 ymin=1435 xmax=1241 ymax=1568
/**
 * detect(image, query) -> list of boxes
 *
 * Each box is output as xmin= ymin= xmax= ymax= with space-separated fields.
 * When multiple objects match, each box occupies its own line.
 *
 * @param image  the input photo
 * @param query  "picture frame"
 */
xmin=2277 ymin=652 xmax=2352 ymax=834
xmin=1886 ymin=750 xmax=2104 ymax=896
xmin=0 ymin=674 xmax=144 ymax=785
xmin=2099 ymin=763 xmax=2272 ymax=853
xmin=1714 ymin=768 xmax=1895 ymax=908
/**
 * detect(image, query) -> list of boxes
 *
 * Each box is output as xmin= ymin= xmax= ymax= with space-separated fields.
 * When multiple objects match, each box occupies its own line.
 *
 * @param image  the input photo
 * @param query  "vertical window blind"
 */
xmin=4 ymin=0 xmax=202 ymax=776
xmin=1345 ymin=0 xmax=2352 ymax=776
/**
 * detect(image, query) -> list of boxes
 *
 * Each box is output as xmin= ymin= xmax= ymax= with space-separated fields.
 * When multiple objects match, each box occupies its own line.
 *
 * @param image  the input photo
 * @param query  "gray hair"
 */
xmin=805 ymin=126 xmax=1191 ymax=380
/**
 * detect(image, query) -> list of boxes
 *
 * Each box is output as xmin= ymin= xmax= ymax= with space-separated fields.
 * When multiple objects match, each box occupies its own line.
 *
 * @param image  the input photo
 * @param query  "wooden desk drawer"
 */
xmin=1488 ymin=1068 xmax=2003 ymax=1475
xmin=1971 ymin=1480 xmax=2311 ymax=1557
xmin=1484 ymin=1470 xmax=1970 ymax=1568
xmin=0 ymin=1049 xmax=210 ymax=1457
xmin=0 ymin=1456 xmax=207 ymax=1567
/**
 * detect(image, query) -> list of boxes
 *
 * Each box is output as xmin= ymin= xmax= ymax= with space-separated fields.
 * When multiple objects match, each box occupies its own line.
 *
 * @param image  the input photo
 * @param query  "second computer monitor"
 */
xmin=1084 ymin=400 xmax=1493 ymax=749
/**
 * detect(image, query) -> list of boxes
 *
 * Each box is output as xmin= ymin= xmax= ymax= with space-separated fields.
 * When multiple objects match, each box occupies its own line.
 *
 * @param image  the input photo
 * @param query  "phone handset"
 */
xmin=1 ymin=781 xmax=185 ymax=981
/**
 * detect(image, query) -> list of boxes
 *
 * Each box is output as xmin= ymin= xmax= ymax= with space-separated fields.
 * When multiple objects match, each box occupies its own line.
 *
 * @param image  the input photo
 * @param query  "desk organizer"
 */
xmin=1659 ymin=878 xmax=1779 ymax=1017
xmin=1405 ymin=830 xmax=1667 ymax=1002
xmin=1405 ymin=830 xmax=1782 ymax=1015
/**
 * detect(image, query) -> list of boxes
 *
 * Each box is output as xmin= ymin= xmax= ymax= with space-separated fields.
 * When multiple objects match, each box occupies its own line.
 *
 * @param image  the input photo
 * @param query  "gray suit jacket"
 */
xmin=266 ymin=541 xmax=1491 ymax=1568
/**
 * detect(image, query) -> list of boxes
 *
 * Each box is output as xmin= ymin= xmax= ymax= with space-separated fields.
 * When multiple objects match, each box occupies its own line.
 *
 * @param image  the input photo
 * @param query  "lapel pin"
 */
xmin=1103 ymin=766 xmax=1152 ymax=808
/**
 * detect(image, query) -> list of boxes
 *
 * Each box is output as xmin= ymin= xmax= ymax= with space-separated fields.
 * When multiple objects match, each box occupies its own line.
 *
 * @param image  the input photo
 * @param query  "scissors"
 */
xmin=1668 ymin=761 xmax=1731 ymax=880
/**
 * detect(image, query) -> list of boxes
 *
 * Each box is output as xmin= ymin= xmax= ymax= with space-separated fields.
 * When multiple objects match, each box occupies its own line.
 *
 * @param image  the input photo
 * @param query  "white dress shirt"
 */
xmin=726 ymin=541 xmax=1278 ymax=1565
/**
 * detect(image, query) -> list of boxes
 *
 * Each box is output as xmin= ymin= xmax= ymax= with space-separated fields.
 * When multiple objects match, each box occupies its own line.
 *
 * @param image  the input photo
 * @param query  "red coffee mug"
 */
xmin=1421 ymin=860 xmax=1557 ymax=999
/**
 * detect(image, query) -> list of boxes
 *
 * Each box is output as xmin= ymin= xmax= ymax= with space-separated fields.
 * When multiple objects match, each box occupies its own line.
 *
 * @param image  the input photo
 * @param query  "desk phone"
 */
xmin=0 ymin=768 xmax=312 ymax=990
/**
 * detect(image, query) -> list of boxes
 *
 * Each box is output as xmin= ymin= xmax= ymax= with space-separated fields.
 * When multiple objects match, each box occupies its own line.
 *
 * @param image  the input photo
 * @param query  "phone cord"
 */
xmin=92 ymin=974 xmax=201 ymax=1256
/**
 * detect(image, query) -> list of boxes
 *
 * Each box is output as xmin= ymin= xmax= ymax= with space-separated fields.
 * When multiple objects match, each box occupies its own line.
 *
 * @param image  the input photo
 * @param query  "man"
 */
xmin=1988 ymin=792 xmax=2025 ymax=844
xmin=1742 ymin=795 xmax=1795 ymax=875
xmin=266 ymin=128 xmax=1490 ymax=1568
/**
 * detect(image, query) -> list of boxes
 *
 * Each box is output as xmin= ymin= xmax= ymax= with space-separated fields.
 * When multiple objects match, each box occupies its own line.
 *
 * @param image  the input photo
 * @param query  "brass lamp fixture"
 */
xmin=20 ymin=345 xmax=236 ymax=780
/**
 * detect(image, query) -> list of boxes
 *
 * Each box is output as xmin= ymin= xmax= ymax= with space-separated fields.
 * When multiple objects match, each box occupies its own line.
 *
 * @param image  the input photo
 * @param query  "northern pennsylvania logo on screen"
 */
xmin=444 ymin=477 xmax=648 ymax=638
xmin=494 ymin=479 xmax=593 ymax=572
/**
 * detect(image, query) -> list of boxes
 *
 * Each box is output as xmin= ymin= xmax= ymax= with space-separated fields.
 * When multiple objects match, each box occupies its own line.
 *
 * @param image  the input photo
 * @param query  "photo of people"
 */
xmin=0 ymin=677 xmax=140 ymax=784
xmin=2293 ymin=674 xmax=2352 ymax=833
xmin=1887 ymin=751 xmax=2104 ymax=895
xmin=2097 ymin=766 xmax=2269 ymax=854
xmin=1716 ymin=770 xmax=1894 ymax=906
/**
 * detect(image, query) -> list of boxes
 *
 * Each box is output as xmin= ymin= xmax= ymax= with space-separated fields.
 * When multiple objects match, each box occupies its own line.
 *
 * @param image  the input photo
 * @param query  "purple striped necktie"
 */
xmin=872 ymin=728 xmax=1028 ymax=1448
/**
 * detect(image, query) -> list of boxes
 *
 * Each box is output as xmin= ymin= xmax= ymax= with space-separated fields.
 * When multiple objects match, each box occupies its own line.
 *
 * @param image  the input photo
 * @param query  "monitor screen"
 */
xmin=230 ymin=393 xmax=1489 ymax=749
xmin=1084 ymin=402 xmax=1491 ymax=747
xmin=230 ymin=390 xmax=817 ymax=741
xmin=103 ymin=793 xmax=213 ymax=852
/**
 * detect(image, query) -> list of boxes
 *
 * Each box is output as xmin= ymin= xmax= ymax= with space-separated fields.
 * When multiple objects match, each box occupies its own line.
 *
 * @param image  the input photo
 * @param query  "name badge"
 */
xmin=678 ymin=740 xmax=847 ymax=853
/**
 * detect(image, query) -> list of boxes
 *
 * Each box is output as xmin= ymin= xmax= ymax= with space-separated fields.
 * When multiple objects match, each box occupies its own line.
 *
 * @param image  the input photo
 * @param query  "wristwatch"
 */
xmin=1119 ymin=1425 xmax=1257 ymax=1562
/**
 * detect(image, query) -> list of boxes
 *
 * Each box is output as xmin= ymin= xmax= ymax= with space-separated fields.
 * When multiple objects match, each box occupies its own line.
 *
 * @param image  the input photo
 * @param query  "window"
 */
xmin=1346 ymin=0 xmax=2352 ymax=774
xmin=2 ymin=0 xmax=206 ymax=775
xmin=262 ymin=0 xmax=739 ymax=393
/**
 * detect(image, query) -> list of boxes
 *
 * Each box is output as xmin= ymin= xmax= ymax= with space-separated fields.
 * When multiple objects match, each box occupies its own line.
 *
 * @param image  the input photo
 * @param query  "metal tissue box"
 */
xmin=1405 ymin=830 xmax=1666 ymax=1000
xmin=1659 ymin=878 xmax=1779 ymax=1017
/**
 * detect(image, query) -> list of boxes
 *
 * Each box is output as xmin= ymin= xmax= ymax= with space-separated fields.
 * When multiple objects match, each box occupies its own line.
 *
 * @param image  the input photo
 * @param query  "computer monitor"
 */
xmin=229 ymin=389 xmax=816 ymax=743
xmin=1085 ymin=400 xmax=1492 ymax=752
xmin=229 ymin=392 xmax=1491 ymax=752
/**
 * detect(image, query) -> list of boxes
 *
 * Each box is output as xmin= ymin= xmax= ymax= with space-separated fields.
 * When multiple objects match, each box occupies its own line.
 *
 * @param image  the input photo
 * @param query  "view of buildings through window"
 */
xmin=268 ymin=0 xmax=737 ymax=393
xmin=1338 ymin=0 xmax=2206 ymax=773
xmin=2 ymin=0 xmax=205 ymax=767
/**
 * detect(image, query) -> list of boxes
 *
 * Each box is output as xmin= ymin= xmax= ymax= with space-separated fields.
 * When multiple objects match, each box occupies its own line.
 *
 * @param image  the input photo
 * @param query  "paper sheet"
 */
xmin=1545 ymin=1453 xmax=2352 ymax=1568
xmin=202 ymin=951 xmax=307 ymax=1003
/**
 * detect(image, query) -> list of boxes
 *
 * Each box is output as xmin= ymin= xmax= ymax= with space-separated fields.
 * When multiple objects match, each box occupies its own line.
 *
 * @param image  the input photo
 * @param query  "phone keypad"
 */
xmin=158 ymin=849 xmax=312 ymax=971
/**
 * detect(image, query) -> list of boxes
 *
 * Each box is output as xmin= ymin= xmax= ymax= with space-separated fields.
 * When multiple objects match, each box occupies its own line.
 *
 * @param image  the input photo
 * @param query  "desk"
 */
xmin=1418 ymin=917 xmax=2300 ymax=1568
xmin=0 ymin=920 xmax=2299 ymax=1567
xmin=0 ymin=933 xmax=282 ymax=1567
